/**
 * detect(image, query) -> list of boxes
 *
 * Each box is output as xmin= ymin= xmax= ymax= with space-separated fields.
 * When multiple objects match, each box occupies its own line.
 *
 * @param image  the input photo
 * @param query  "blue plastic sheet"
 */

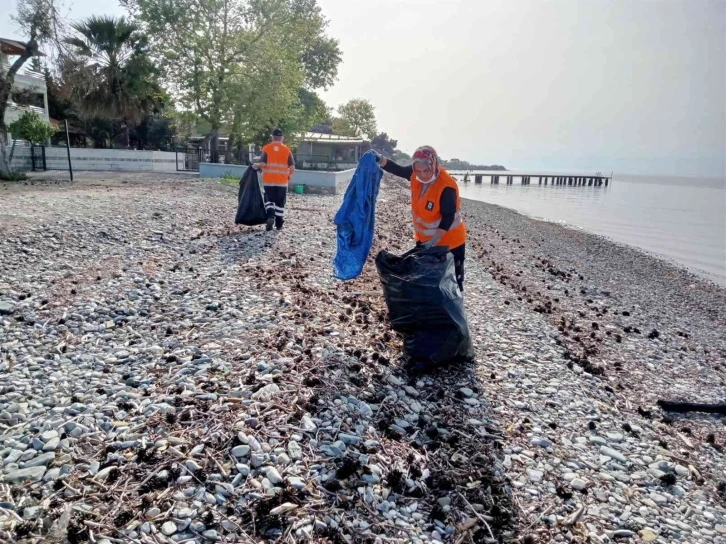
xmin=333 ymin=151 xmax=383 ymax=280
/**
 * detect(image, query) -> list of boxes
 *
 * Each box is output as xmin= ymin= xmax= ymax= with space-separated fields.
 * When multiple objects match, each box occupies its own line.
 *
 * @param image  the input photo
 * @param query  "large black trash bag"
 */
xmin=235 ymin=166 xmax=267 ymax=226
xmin=375 ymin=246 xmax=474 ymax=370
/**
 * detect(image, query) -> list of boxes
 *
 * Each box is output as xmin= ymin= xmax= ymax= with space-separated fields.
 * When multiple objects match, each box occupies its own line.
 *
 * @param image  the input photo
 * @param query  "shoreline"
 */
xmin=0 ymin=172 xmax=724 ymax=543
xmin=461 ymin=196 xmax=726 ymax=289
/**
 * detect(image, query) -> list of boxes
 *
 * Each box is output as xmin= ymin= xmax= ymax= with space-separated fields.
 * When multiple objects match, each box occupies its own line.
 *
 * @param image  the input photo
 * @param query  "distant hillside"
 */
xmin=442 ymin=158 xmax=507 ymax=171
xmin=392 ymin=153 xmax=506 ymax=171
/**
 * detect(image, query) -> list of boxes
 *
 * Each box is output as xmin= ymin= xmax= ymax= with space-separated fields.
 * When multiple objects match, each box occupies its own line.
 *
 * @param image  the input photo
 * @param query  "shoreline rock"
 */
xmin=0 ymin=172 xmax=723 ymax=543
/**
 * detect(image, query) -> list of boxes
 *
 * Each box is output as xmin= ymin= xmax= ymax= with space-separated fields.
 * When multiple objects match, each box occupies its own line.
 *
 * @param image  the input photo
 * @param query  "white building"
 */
xmin=296 ymin=132 xmax=367 ymax=171
xmin=1 ymin=38 xmax=50 ymax=130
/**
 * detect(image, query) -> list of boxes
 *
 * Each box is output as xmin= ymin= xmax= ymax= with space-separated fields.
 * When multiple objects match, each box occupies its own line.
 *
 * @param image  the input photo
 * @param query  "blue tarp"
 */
xmin=333 ymin=151 xmax=383 ymax=280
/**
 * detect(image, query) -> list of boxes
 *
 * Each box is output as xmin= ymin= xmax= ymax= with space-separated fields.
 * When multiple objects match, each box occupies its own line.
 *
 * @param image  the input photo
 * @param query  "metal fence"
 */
xmin=180 ymin=147 xmax=252 ymax=171
xmin=294 ymin=154 xmax=356 ymax=171
xmin=176 ymin=149 xmax=356 ymax=172
xmin=175 ymin=147 xmax=201 ymax=172
xmin=28 ymin=142 xmax=73 ymax=180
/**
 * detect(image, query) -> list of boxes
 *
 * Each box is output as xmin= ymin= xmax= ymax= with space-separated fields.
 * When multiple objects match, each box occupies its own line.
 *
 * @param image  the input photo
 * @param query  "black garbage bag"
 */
xmin=235 ymin=166 xmax=267 ymax=226
xmin=375 ymin=246 xmax=474 ymax=370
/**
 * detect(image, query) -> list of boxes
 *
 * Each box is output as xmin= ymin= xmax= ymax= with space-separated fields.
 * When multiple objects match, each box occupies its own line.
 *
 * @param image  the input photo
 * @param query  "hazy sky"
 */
xmin=2 ymin=0 xmax=724 ymax=177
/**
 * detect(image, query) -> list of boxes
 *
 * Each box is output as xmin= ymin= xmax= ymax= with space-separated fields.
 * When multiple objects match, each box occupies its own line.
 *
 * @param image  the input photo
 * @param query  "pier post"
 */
xmin=475 ymin=174 xmax=482 ymax=184
xmin=605 ymin=178 xmax=609 ymax=186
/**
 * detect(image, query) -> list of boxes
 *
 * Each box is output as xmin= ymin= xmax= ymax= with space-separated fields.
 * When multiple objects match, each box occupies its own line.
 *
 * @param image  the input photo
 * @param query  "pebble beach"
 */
xmin=0 ymin=172 xmax=724 ymax=544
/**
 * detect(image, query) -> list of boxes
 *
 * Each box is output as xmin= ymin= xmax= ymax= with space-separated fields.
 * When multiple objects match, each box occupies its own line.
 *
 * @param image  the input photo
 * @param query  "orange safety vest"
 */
xmin=261 ymin=142 xmax=292 ymax=186
xmin=410 ymin=167 xmax=467 ymax=250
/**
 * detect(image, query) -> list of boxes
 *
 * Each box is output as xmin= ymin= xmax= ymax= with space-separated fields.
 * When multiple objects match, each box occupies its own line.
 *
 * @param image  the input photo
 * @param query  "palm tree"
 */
xmin=63 ymin=15 xmax=161 ymax=148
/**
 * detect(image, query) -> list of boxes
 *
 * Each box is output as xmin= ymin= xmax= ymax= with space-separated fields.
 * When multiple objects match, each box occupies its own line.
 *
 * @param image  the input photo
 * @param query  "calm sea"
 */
xmin=455 ymin=172 xmax=726 ymax=286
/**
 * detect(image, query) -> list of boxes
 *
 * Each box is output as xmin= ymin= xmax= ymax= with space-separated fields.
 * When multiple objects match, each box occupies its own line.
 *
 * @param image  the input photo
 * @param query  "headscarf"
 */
xmin=411 ymin=145 xmax=440 ymax=184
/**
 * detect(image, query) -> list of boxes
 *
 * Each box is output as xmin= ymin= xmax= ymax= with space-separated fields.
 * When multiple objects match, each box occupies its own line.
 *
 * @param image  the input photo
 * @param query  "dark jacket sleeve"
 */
xmin=381 ymin=159 xmax=414 ymax=180
xmin=438 ymin=187 xmax=457 ymax=230
xmin=288 ymin=152 xmax=295 ymax=166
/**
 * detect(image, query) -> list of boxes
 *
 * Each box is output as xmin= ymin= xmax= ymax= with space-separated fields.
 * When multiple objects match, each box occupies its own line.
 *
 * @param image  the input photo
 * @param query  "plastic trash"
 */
xmin=333 ymin=151 xmax=383 ymax=280
xmin=235 ymin=167 xmax=267 ymax=226
xmin=375 ymin=246 xmax=474 ymax=370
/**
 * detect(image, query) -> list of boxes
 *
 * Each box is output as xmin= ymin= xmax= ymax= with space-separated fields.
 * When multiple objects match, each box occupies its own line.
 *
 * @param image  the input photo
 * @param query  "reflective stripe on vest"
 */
xmin=413 ymin=212 xmax=463 ymax=237
xmin=410 ymin=167 xmax=467 ymax=249
xmin=261 ymin=143 xmax=291 ymax=186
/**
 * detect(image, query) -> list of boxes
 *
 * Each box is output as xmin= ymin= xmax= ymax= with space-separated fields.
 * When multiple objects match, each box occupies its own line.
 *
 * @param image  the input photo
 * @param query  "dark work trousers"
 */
xmin=263 ymin=186 xmax=287 ymax=229
xmin=451 ymin=244 xmax=466 ymax=292
xmin=417 ymin=243 xmax=466 ymax=292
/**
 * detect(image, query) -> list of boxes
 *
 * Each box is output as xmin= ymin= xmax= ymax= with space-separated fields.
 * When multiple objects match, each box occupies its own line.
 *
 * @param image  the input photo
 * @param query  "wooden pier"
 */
xmin=454 ymin=172 xmax=610 ymax=187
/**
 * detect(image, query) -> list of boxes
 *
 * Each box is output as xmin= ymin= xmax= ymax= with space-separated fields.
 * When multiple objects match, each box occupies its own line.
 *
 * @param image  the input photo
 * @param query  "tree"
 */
xmin=135 ymin=114 xmax=174 ymax=149
xmin=393 ymin=149 xmax=411 ymax=165
xmin=310 ymin=118 xmax=332 ymax=134
xmin=121 ymin=0 xmax=341 ymax=162
xmin=3 ymin=110 xmax=55 ymax=174
xmin=0 ymin=0 xmax=63 ymax=175
xmin=62 ymin=15 xmax=162 ymax=148
xmin=8 ymin=110 xmax=55 ymax=143
xmin=29 ymin=56 xmax=44 ymax=73
xmin=337 ymin=98 xmax=377 ymax=139
xmin=242 ymin=88 xmax=329 ymax=149
xmin=330 ymin=117 xmax=355 ymax=137
xmin=370 ymin=132 xmax=397 ymax=156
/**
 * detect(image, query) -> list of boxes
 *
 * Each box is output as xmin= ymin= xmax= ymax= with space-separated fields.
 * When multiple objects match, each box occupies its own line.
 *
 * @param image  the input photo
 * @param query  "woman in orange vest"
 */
xmin=373 ymin=145 xmax=467 ymax=292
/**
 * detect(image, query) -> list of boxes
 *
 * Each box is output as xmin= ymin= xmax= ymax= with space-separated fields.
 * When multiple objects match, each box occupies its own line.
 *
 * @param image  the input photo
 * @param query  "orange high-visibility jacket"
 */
xmin=410 ymin=167 xmax=466 ymax=249
xmin=261 ymin=142 xmax=292 ymax=186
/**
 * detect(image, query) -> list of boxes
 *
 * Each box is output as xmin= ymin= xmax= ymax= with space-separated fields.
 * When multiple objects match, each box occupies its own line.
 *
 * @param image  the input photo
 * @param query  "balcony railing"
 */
xmin=6 ymin=103 xmax=48 ymax=116
xmin=0 ymin=61 xmax=45 ymax=80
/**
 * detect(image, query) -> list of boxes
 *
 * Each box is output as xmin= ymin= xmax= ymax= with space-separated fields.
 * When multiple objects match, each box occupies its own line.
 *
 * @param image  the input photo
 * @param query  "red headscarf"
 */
xmin=411 ymin=145 xmax=440 ymax=184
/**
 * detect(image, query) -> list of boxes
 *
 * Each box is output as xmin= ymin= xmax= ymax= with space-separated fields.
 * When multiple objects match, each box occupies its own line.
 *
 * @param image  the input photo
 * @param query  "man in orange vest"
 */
xmin=253 ymin=128 xmax=295 ymax=231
